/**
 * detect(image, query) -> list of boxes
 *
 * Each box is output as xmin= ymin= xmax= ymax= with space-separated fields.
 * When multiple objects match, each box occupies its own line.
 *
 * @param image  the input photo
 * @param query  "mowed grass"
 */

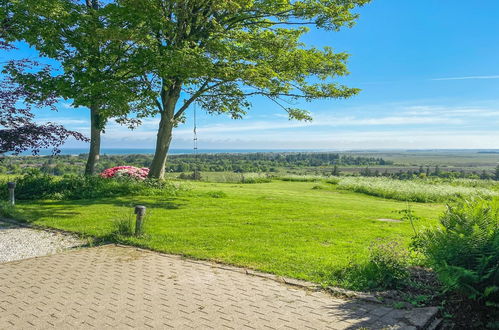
xmin=13 ymin=181 xmax=443 ymax=286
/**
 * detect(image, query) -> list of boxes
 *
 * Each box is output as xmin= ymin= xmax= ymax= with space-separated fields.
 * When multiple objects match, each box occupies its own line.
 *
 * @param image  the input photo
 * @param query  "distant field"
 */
xmin=344 ymin=150 xmax=499 ymax=167
xmin=3 ymin=150 xmax=499 ymax=177
xmin=9 ymin=180 xmax=442 ymax=288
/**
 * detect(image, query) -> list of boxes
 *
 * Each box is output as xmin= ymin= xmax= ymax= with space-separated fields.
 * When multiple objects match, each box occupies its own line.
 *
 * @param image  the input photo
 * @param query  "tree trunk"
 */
xmin=84 ymin=0 xmax=101 ymax=175
xmin=84 ymin=105 xmax=101 ymax=175
xmin=149 ymin=84 xmax=181 ymax=179
xmin=148 ymin=112 xmax=174 ymax=179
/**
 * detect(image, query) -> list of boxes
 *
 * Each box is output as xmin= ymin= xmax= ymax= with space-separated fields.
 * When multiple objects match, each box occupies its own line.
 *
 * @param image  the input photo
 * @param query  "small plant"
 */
xmin=0 ymin=201 xmax=21 ymax=219
xmin=392 ymin=302 xmax=405 ymax=309
xmin=398 ymin=203 xmax=421 ymax=235
xmin=112 ymin=215 xmax=135 ymax=237
xmin=408 ymin=294 xmax=431 ymax=307
xmin=367 ymin=239 xmax=411 ymax=289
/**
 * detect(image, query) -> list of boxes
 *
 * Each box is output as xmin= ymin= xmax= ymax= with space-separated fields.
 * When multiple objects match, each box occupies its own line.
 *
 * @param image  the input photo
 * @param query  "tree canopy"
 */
xmin=0 ymin=13 xmax=87 ymax=155
xmin=1 ymin=0 xmax=152 ymax=173
xmin=1 ymin=0 xmax=370 ymax=177
xmin=0 ymin=58 xmax=87 ymax=155
xmin=109 ymin=0 xmax=370 ymax=178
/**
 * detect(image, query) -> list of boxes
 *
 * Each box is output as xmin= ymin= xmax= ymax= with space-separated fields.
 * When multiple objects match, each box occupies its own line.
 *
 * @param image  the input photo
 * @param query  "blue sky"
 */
xmin=4 ymin=0 xmax=499 ymax=150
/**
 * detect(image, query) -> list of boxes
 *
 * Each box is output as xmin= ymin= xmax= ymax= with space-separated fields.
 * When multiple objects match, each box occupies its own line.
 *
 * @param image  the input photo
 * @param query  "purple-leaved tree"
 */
xmin=0 ymin=44 xmax=87 ymax=155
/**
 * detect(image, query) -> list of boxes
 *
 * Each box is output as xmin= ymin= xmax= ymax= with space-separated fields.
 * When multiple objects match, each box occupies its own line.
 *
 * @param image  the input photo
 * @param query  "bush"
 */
xmin=0 ymin=172 xmax=180 ymax=200
xmin=178 ymin=171 xmax=202 ymax=180
xmin=100 ymin=166 xmax=149 ymax=180
xmin=335 ymin=239 xmax=410 ymax=290
xmin=364 ymin=240 xmax=411 ymax=289
xmin=413 ymin=199 xmax=499 ymax=308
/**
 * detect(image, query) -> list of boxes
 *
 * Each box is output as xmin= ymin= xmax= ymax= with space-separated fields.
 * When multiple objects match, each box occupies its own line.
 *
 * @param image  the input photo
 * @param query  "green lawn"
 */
xmin=13 ymin=181 xmax=443 ymax=287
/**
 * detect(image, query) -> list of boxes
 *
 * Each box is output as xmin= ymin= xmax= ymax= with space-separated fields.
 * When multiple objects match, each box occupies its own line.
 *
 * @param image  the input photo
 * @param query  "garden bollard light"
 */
xmin=135 ymin=205 xmax=146 ymax=236
xmin=7 ymin=182 xmax=16 ymax=206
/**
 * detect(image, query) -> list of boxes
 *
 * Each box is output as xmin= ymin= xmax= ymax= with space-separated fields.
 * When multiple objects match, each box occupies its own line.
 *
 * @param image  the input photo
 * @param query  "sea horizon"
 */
xmin=11 ymin=147 xmax=499 ymax=156
xmin=20 ymin=148 xmax=328 ymax=156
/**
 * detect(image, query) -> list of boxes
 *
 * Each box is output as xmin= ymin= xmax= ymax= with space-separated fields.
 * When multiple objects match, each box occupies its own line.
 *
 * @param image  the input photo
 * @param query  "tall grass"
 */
xmin=278 ymin=174 xmax=325 ymax=182
xmin=334 ymin=177 xmax=498 ymax=203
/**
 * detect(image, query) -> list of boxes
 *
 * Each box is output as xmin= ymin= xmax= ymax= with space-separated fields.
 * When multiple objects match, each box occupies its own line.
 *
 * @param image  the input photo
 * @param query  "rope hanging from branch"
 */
xmin=193 ymin=102 xmax=200 ymax=179
xmin=193 ymin=102 xmax=198 ymax=154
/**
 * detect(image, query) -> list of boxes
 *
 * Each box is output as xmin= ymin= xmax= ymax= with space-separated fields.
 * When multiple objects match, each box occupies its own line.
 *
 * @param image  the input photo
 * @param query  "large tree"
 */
xmin=0 ymin=58 xmax=87 ymax=155
xmin=0 ymin=11 xmax=86 ymax=155
xmin=2 ymin=0 xmax=150 ymax=174
xmin=110 ymin=0 xmax=370 ymax=179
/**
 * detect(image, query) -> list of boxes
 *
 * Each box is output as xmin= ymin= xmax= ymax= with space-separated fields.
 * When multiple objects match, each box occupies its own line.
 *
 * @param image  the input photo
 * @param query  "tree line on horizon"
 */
xmin=3 ymin=153 xmax=499 ymax=182
xmin=0 ymin=152 xmax=390 ymax=176
xmin=0 ymin=0 xmax=370 ymax=179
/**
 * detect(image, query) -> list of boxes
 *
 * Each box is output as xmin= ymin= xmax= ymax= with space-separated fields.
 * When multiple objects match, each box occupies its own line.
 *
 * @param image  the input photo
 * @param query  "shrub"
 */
xmin=0 ymin=172 xmax=180 ymax=200
xmin=100 ymin=166 xmax=149 ymax=180
xmin=178 ymin=171 xmax=202 ymax=180
xmin=14 ymin=172 xmax=60 ymax=200
xmin=413 ymin=199 xmax=499 ymax=308
xmin=364 ymin=240 xmax=411 ymax=289
xmin=335 ymin=239 xmax=410 ymax=290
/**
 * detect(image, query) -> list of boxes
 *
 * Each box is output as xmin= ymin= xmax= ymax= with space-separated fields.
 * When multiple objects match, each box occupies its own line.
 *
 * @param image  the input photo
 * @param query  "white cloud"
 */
xmin=177 ymin=129 xmax=499 ymax=150
xmin=35 ymin=118 xmax=88 ymax=126
xmin=44 ymin=101 xmax=499 ymax=150
xmin=170 ymin=113 xmax=463 ymax=136
xmin=432 ymin=75 xmax=499 ymax=81
xmin=402 ymin=105 xmax=499 ymax=117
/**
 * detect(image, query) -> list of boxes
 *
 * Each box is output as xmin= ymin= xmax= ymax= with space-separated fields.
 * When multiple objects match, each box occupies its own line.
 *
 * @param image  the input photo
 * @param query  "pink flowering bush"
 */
xmin=100 ymin=166 xmax=149 ymax=180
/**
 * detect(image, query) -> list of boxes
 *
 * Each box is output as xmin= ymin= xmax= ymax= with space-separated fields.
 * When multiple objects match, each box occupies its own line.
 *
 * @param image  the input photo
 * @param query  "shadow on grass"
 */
xmin=13 ymin=196 xmax=188 ymax=225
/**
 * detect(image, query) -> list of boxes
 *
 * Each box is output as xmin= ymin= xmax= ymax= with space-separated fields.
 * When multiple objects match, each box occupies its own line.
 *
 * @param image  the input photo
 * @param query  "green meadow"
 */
xmin=9 ymin=180 xmax=443 ymax=287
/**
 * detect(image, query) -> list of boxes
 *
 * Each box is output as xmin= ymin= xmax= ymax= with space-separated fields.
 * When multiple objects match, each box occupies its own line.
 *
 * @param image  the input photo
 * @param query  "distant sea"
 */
xmin=20 ymin=148 xmax=324 ymax=156
xmin=14 ymin=148 xmax=499 ymax=156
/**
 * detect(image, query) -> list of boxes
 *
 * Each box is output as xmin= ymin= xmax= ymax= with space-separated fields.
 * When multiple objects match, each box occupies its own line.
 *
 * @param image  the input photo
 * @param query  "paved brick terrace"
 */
xmin=0 ymin=245 xmax=438 ymax=329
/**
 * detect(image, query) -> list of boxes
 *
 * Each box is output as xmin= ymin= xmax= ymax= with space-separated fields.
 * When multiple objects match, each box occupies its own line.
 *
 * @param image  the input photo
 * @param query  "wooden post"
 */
xmin=7 ymin=182 xmax=16 ymax=206
xmin=134 ymin=205 xmax=146 ymax=236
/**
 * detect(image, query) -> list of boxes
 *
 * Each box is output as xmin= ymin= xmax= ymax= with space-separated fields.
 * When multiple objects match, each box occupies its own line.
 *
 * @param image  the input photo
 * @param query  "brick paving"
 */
xmin=0 ymin=245 xmax=438 ymax=329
